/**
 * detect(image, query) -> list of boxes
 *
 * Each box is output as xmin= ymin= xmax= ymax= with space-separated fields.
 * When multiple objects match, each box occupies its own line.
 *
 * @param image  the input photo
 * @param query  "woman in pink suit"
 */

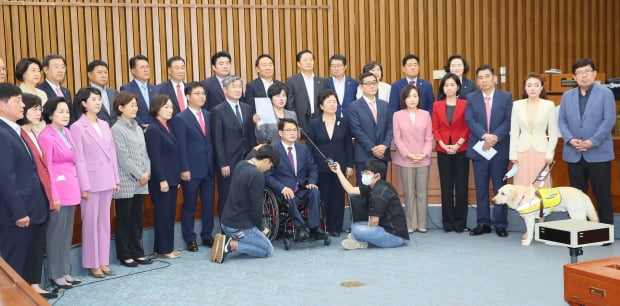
xmin=70 ymin=87 xmax=120 ymax=278
xmin=392 ymin=85 xmax=433 ymax=233
xmin=38 ymin=97 xmax=82 ymax=289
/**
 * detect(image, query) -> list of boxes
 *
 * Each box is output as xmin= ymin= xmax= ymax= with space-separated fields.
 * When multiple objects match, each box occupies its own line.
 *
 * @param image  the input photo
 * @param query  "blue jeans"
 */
xmin=221 ymin=225 xmax=273 ymax=258
xmin=351 ymin=222 xmax=404 ymax=248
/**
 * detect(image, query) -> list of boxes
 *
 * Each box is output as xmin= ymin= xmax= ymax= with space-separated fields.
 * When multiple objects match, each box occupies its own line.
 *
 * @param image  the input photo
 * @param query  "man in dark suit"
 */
xmin=325 ymin=54 xmax=358 ymax=118
xmin=389 ymin=54 xmax=435 ymax=114
xmin=465 ymin=64 xmax=512 ymax=237
xmin=348 ymin=72 xmax=393 ymax=184
xmin=170 ymin=82 xmax=216 ymax=251
xmin=120 ymin=55 xmax=156 ymax=127
xmin=37 ymin=54 xmax=73 ymax=110
xmin=157 ymin=56 xmax=188 ymax=117
xmin=211 ymin=76 xmax=256 ymax=217
xmin=202 ymin=51 xmax=233 ymax=111
xmin=0 ymin=83 xmax=48 ymax=279
xmin=83 ymin=60 xmax=119 ymax=126
xmin=265 ymin=118 xmax=327 ymax=241
xmin=285 ymin=50 xmax=327 ymax=131
xmin=245 ymin=54 xmax=284 ymax=113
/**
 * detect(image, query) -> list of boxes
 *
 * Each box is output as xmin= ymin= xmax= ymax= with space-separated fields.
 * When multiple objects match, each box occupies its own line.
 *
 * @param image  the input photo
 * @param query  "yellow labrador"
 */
xmin=492 ymin=184 xmax=599 ymax=246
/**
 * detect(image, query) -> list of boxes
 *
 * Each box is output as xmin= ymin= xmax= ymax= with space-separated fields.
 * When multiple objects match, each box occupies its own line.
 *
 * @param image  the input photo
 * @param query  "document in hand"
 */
xmin=473 ymin=140 xmax=497 ymax=160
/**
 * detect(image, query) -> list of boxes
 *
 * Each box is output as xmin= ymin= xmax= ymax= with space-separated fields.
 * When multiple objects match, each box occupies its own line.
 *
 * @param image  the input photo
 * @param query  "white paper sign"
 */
xmin=255 ymin=98 xmax=277 ymax=125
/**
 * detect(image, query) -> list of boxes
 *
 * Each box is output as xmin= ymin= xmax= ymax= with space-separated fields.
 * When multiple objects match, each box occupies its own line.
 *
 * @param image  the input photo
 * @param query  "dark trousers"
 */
xmin=216 ymin=172 xmax=232 ymax=217
xmin=115 ymin=195 xmax=145 ymax=260
xmin=355 ymin=160 xmax=388 ymax=184
xmin=318 ymin=172 xmax=345 ymax=232
xmin=567 ymin=158 xmax=613 ymax=225
xmin=151 ymin=186 xmax=178 ymax=254
xmin=180 ymin=176 xmax=215 ymax=242
xmin=288 ymin=188 xmax=321 ymax=228
xmin=437 ymin=152 xmax=470 ymax=231
xmin=0 ymin=224 xmax=36 ymax=278
xmin=472 ymin=158 xmax=508 ymax=229
xmin=24 ymin=220 xmax=48 ymax=284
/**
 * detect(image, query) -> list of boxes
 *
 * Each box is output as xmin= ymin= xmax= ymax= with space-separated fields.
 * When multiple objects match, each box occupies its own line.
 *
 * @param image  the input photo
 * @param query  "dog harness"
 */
xmin=516 ymin=188 xmax=562 ymax=216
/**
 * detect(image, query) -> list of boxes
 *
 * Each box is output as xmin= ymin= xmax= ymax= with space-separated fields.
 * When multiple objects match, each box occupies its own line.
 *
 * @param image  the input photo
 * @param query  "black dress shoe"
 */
xmin=202 ymin=238 xmax=214 ymax=247
xmin=120 ymin=259 xmax=139 ymax=267
xmin=310 ymin=227 xmax=328 ymax=240
xmin=470 ymin=224 xmax=492 ymax=236
xmin=443 ymin=227 xmax=454 ymax=233
xmin=51 ymin=279 xmax=73 ymax=289
xmin=186 ymin=241 xmax=199 ymax=252
xmin=294 ymin=227 xmax=309 ymax=242
xmin=134 ymin=258 xmax=154 ymax=265
xmin=329 ymin=231 xmax=341 ymax=237
xmin=454 ymin=229 xmax=464 ymax=233
xmin=67 ymin=278 xmax=81 ymax=285
xmin=40 ymin=292 xmax=58 ymax=299
xmin=496 ymin=227 xmax=508 ymax=237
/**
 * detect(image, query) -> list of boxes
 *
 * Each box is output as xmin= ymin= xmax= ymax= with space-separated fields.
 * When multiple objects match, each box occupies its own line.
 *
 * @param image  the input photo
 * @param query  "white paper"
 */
xmin=473 ymin=140 xmax=497 ymax=160
xmin=255 ymin=98 xmax=277 ymax=125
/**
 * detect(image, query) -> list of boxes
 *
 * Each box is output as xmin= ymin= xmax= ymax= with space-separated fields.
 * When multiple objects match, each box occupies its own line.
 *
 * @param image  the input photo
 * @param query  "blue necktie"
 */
xmin=235 ymin=104 xmax=243 ymax=126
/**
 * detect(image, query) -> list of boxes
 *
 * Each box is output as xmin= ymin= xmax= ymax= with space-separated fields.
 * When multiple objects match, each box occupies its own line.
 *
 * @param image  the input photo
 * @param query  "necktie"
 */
xmin=409 ymin=80 xmax=415 ymax=86
xmin=197 ymin=111 xmax=206 ymax=136
xmin=55 ymin=87 xmax=64 ymax=97
xmin=287 ymin=146 xmax=299 ymax=192
xmin=235 ymin=104 xmax=243 ymax=126
xmin=369 ymin=101 xmax=378 ymax=123
xmin=484 ymin=96 xmax=491 ymax=131
xmin=176 ymin=84 xmax=185 ymax=111
xmin=141 ymin=84 xmax=150 ymax=108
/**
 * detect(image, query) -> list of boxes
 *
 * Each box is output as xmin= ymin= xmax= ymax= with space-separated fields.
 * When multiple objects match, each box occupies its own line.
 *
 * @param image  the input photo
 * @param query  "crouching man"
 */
xmin=330 ymin=159 xmax=409 ymax=249
xmin=210 ymin=144 xmax=280 ymax=263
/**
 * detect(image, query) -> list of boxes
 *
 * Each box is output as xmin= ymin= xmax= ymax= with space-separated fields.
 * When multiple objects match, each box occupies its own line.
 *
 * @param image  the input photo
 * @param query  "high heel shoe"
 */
xmin=100 ymin=266 xmax=116 ymax=276
xmin=89 ymin=268 xmax=105 ymax=278
xmin=50 ymin=279 xmax=72 ymax=289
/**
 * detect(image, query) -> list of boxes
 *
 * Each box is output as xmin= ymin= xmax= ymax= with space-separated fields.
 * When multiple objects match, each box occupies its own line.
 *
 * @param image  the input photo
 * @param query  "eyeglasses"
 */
xmin=362 ymin=81 xmax=378 ymax=86
xmin=282 ymin=128 xmax=298 ymax=132
xmin=574 ymin=69 xmax=593 ymax=76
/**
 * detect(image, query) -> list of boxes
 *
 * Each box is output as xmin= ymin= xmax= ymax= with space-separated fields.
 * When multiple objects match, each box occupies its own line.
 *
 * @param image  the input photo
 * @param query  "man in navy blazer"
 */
xmin=285 ymin=50 xmax=327 ymax=131
xmin=558 ymin=59 xmax=616 ymax=226
xmin=84 ymin=60 xmax=119 ymax=126
xmin=211 ymin=76 xmax=256 ymax=217
xmin=202 ymin=51 xmax=244 ymax=111
xmin=120 ymin=55 xmax=157 ymax=127
xmin=264 ymin=118 xmax=327 ymax=241
xmin=465 ymin=65 xmax=512 ymax=237
xmin=348 ymin=72 xmax=393 ymax=184
xmin=245 ymin=54 xmax=284 ymax=113
xmin=389 ymin=54 xmax=435 ymax=114
xmin=37 ymin=54 xmax=73 ymax=108
xmin=170 ymin=82 xmax=216 ymax=251
xmin=325 ymin=54 xmax=359 ymax=118
xmin=157 ymin=56 xmax=188 ymax=117
xmin=0 ymin=84 xmax=48 ymax=279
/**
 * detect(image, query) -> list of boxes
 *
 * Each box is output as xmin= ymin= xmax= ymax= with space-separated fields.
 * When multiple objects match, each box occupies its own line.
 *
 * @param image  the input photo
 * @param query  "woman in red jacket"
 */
xmin=432 ymin=73 xmax=471 ymax=233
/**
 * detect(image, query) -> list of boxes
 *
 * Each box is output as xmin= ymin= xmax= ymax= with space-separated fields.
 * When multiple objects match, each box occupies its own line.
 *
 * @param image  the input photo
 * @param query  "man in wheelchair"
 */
xmin=330 ymin=159 xmax=409 ymax=249
xmin=264 ymin=118 xmax=328 ymax=242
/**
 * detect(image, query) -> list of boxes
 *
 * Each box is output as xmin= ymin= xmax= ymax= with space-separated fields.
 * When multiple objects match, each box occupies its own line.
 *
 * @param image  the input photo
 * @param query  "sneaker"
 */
xmin=341 ymin=238 xmax=368 ymax=250
xmin=210 ymin=234 xmax=232 ymax=263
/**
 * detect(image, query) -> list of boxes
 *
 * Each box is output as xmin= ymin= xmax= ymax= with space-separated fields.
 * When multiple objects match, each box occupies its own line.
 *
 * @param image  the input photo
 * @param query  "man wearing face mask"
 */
xmin=330 ymin=159 xmax=409 ymax=249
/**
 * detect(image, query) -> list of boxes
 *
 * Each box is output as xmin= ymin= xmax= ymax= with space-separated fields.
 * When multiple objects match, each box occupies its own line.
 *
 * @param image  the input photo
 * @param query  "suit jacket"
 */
xmin=389 ymin=77 xmax=435 ymax=114
xmin=70 ymin=115 xmax=120 ymax=192
xmin=202 ymin=76 xmax=226 ymax=111
xmin=305 ymin=116 xmax=354 ymax=174
xmin=437 ymin=77 xmax=476 ymax=101
xmin=156 ymin=80 xmax=187 ymax=117
xmin=392 ymin=109 xmax=433 ymax=167
xmin=37 ymin=81 xmax=73 ymax=106
xmin=170 ymin=108 xmax=214 ymax=179
xmin=325 ymin=76 xmax=359 ymax=118
xmin=74 ymin=85 xmax=119 ymax=126
xmin=356 ymin=81 xmax=391 ymax=102
xmin=111 ymin=118 xmax=150 ymax=198
xmin=145 ymin=119 xmax=180 ymax=186
xmin=0 ymin=119 xmax=48 ymax=226
xmin=347 ymin=97 xmax=393 ymax=163
xmin=245 ymin=78 xmax=285 ymax=112
xmin=120 ymin=80 xmax=157 ymax=125
xmin=509 ymin=99 xmax=559 ymax=160
xmin=21 ymin=129 xmax=57 ymax=210
xmin=285 ymin=73 xmax=327 ymax=130
xmin=211 ymin=101 xmax=256 ymax=169
xmin=432 ymin=99 xmax=470 ymax=154
xmin=264 ymin=142 xmax=319 ymax=192
xmin=558 ymin=83 xmax=616 ymax=163
xmin=465 ymin=89 xmax=513 ymax=161
xmin=37 ymin=125 xmax=81 ymax=206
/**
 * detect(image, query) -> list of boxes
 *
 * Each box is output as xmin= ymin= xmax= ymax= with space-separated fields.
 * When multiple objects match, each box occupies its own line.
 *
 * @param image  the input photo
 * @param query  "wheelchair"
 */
xmin=262 ymin=187 xmax=331 ymax=250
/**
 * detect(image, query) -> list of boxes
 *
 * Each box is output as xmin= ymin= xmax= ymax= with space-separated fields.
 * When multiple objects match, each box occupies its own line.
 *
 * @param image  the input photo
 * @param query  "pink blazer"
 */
xmin=70 ymin=115 xmax=120 ymax=192
xmin=37 ymin=125 xmax=81 ymax=206
xmin=392 ymin=109 xmax=433 ymax=167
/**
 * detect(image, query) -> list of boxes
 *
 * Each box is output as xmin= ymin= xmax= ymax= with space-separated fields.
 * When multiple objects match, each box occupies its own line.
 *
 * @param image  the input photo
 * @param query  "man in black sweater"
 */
xmin=210 ymin=144 xmax=280 ymax=263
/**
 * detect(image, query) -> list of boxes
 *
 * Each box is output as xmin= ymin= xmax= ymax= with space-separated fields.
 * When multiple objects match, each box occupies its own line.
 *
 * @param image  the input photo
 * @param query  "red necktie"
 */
xmin=409 ymin=80 xmax=415 ymax=86
xmin=197 ymin=111 xmax=206 ymax=136
xmin=484 ymin=96 xmax=491 ymax=131
xmin=176 ymin=84 xmax=185 ymax=112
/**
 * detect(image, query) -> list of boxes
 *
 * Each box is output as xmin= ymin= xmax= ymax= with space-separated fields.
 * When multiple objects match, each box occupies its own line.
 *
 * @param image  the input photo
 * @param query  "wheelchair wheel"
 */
xmin=324 ymin=236 xmax=331 ymax=246
xmin=262 ymin=188 xmax=279 ymax=241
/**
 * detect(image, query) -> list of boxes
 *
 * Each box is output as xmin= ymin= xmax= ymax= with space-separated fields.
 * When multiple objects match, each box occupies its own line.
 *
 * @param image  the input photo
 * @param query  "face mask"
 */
xmin=361 ymin=173 xmax=374 ymax=185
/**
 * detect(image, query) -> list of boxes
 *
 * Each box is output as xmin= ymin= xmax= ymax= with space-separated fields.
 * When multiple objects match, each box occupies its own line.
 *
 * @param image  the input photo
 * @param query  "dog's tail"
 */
xmin=585 ymin=198 xmax=600 ymax=222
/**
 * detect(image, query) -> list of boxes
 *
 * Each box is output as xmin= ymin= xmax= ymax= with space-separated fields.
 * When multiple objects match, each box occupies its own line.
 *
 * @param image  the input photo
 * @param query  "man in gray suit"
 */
xmin=558 ymin=58 xmax=616 ymax=227
xmin=84 ymin=60 xmax=119 ymax=126
xmin=285 ymin=50 xmax=327 ymax=130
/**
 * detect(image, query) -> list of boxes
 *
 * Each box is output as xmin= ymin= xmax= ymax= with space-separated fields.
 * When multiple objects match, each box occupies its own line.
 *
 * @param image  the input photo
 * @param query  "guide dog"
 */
xmin=492 ymin=184 xmax=599 ymax=246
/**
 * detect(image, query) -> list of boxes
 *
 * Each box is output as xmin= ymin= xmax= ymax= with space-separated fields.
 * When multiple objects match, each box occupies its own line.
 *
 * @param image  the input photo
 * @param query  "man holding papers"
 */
xmin=465 ymin=65 xmax=513 ymax=237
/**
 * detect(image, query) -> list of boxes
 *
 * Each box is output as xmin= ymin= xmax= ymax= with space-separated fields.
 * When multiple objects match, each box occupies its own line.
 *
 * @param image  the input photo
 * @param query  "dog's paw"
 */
xmin=521 ymin=239 xmax=532 ymax=246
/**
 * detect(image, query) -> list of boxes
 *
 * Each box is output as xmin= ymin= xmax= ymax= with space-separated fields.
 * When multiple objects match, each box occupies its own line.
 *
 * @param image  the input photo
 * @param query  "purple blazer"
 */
xmin=37 ymin=124 xmax=81 ymax=206
xmin=70 ymin=115 xmax=120 ymax=192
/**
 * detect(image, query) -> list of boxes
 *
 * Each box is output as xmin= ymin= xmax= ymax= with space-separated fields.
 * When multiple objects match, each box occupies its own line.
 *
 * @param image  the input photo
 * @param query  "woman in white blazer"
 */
xmin=509 ymin=73 xmax=559 ymax=187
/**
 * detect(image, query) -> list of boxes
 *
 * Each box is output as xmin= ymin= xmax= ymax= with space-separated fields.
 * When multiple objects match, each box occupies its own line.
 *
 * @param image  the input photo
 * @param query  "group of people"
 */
xmin=0 ymin=49 xmax=615 ymax=291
